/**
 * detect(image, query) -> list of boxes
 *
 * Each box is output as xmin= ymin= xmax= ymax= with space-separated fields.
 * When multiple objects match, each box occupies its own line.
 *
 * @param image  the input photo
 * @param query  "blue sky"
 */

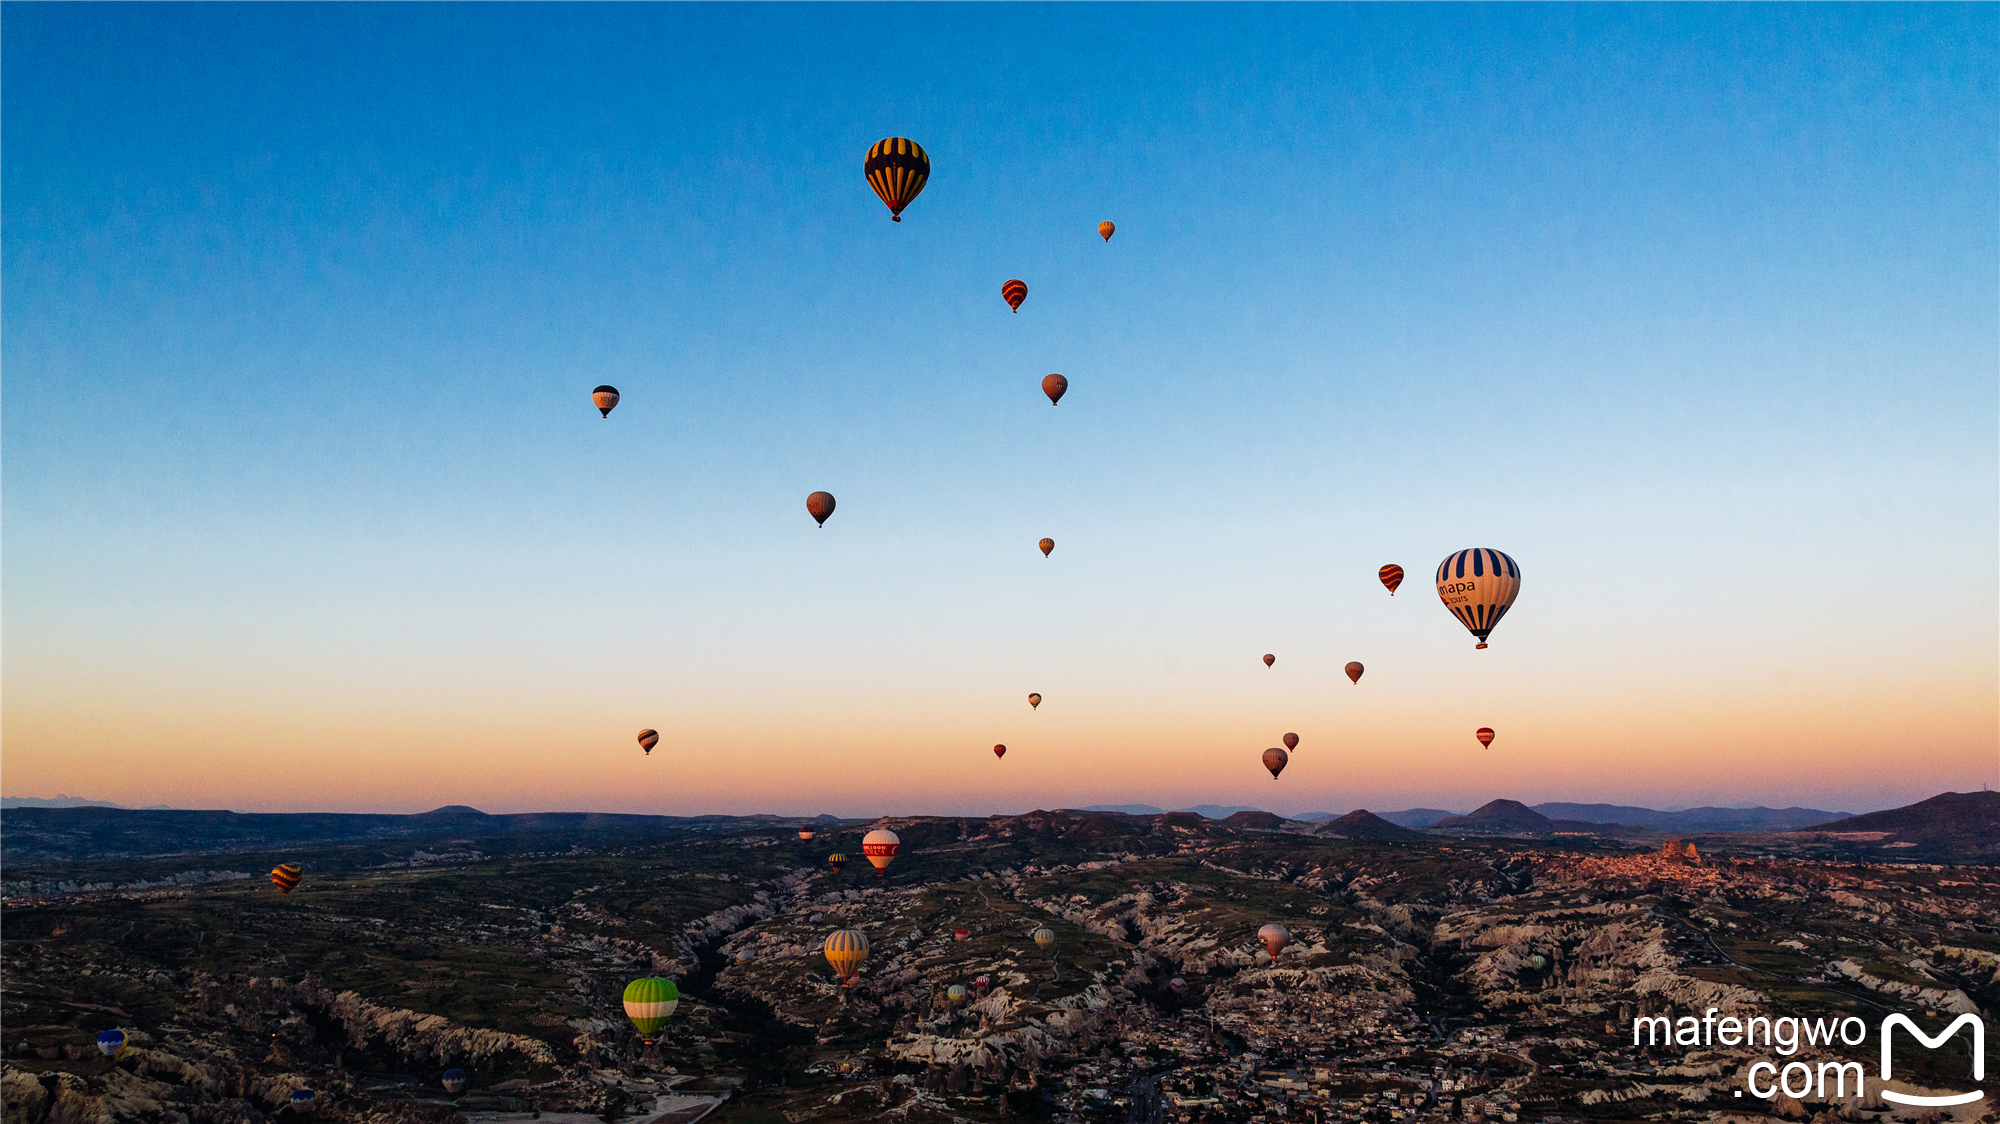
xmin=5 ymin=4 xmax=1994 ymax=815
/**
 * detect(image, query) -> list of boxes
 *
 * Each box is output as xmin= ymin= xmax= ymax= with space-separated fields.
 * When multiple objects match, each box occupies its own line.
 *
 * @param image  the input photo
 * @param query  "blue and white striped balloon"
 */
xmin=1436 ymin=549 xmax=1521 ymax=649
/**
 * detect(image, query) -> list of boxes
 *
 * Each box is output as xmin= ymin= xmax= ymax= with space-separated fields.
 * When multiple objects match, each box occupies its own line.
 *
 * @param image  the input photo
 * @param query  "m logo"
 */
xmin=1879 ymin=1013 xmax=1985 ymax=1106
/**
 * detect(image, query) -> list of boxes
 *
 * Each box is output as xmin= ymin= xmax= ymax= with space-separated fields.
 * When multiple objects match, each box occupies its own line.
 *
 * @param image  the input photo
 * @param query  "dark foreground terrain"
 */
xmin=3 ymin=798 xmax=1998 ymax=1124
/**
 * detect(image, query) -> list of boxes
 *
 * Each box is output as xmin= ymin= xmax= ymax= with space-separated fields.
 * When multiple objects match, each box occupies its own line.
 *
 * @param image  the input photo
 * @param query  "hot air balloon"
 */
xmin=1282 ymin=732 xmax=1298 ymax=751
xmin=1258 ymin=923 xmax=1291 ymax=957
xmin=441 ymin=1070 xmax=467 ymax=1095
xmin=1027 ymin=693 xmax=1041 ymax=710
xmin=1098 ymin=221 xmax=1115 ymax=242
xmin=828 ymin=853 xmax=848 ymax=874
xmin=1168 ymin=977 xmax=1187 ymax=996
xmin=592 ymin=385 xmax=620 ymax=418
xmin=1032 ymin=927 xmax=1056 ymax=952
xmin=1435 ymin=549 xmax=1521 ymax=648
xmin=1039 ymin=537 xmax=1054 ymax=557
xmin=823 ymin=929 xmax=870 ymax=985
xmin=946 ymin=984 xmax=967 ymax=1004
xmin=862 ymin=828 xmax=900 ymax=877
xmin=1345 ymin=662 xmax=1364 ymax=685
xmin=638 ymin=729 xmax=659 ymax=755
xmin=1002 ymin=279 xmax=1027 ymax=312
xmin=799 ymin=828 xmax=815 ymax=842
xmin=1261 ymin=747 xmax=1288 ymax=779
xmin=974 ymin=974 xmax=990 ymax=998
xmin=864 ymin=138 xmax=929 ymax=221
xmin=271 ymin=864 xmax=301 ymax=895
xmin=806 ymin=491 xmax=836 ymax=527
xmin=1527 ymin=954 xmax=1546 ymax=970
xmin=622 ymin=977 xmax=680 ymax=1043
xmin=1263 ymin=654 xmax=1275 ymax=668
xmin=289 ymin=1089 xmax=317 ymax=1114
xmin=735 ymin=950 xmax=755 ymax=963
xmin=954 ymin=928 xmax=969 ymax=942
xmin=1041 ymin=373 xmax=1068 ymax=405
xmin=1379 ymin=564 xmax=1404 ymax=595
xmin=95 ymin=1029 xmax=126 ymax=1058
xmin=993 ymin=744 xmax=1007 ymax=759
xmin=1475 ymin=727 xmax=1495 ymax=748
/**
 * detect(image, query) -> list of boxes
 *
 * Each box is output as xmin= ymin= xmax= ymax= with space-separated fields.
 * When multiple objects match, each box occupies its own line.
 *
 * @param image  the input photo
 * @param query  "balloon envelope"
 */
xmin=1169 ymin=977 xmax=1187 ymax=994
xmin=96 ymin=1029 xmax=126 ymax=1058
xmin=1038 ymin=537 xmax=1054 ymax=557
xmin=1098 ymin=220 xmax=1115 ymax=241
xmin=862 ymin=828 xmax=900 ymax=877
xmin=1379 ymin=563 xmax=1404 ymax=595
xmin=1476 ymin=727 xmax=1496 ymax=748
xmin=798 ymin=828 xmax=815 ymax=841
xmin=1258 ymin=923 xmax=1291 ymax=957
xmin=1345 ymin=662 xmax=1364 ymax=684
xmin=622 ymin=977 xmax=681 ymax=1041
xmin=993 ymin=744 xmax=1006 ymax=759
xmin=1002 ymin=279 xmax=1027 ymax=312
xmin=1032 ymin=927 xmax=1056 ymax=950
xmin=1041 ymin=373 xmax=1068 ymax=405
xmin=1027 ymin=693 xmax=1041 ymax=710
xmin=638 ymin=729 xmax=659 ymax=754
xmin=1263 ymin=653 xmax=1275 ymax=668
xmin=823 ymin=929 xmax=870 ymax=983
xmin=1282 ymin=732 xmax=1298 ymax=751
xmin=290 ymin=1090 xmax=316 ymax=1112
xmin=442 ymin=1069 xmax=467 ymax=1094
xmin=592 ymin=385 xmax=620 ymax=418
xmin=865 ymin=137 xmax=929 ymax=220
xmin=806 ymin=491 xmax=836 ymax=526
xmin=1435 ymin=549 xmax=1521 ymax=648
xmin=1261 ymin=747 xmax=1288 ymax=779
xmin=946 ymin=984 xmax=967 ymax=1003
xmin=270 ymin=864 xmax=302 ymax=895
xmin=828 ymin=852 xmax=848 ymax=873
xmin=954 ymin=929 xmax=969 ymax=941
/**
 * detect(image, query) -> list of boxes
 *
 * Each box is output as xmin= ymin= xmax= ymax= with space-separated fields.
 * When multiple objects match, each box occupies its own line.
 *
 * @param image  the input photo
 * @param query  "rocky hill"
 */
xmin=1312 ymin=810 xmax=1431 ymax=842
xmin=1430 ymin=799 xmax=1554 ymax=835
xmin=1782 ymin=790 xmax=2000 ymax=858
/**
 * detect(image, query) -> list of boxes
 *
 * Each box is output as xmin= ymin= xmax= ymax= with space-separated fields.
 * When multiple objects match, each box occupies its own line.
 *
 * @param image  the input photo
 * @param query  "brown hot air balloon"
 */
xmin=592 ymin=385 xmax=620 ymax=418
xmin=1345 ymin=662 xmax=1364 ymax=685
xmin=638 ymin=729 xmax=660 ymax=754
xmin=1027 ymin=693 xmax=1041 ymax=710
xmin=1098 ymin=221 xmax=1115 ymax=242
xmin=1041 ymin=373 xmax=1068 ymax=405
xmin=806 ymin=491 xmax=836 ymax=526
xmin=1039 ymin=537 xmax=1054 ymax=557
xmin=1282 ymin=732 xmax=1298 ymax=751
xmin=1379 ymin=564 xmax=1404 ymax=595
xmin=1261 ymin=747 xmax=1288 ymax=779
xmin=993 ymin=744 xmax=1006 ymax=759
xmin=1002 ymin=279 xmax=1027 ymax=312
xmin=1257 ymin=923 xmax=1291 ymax=957
xmin=1263 ymin=653 xmax=1275 ymax=668
xmin=1475 ymin=727 xmax=1496 ymax=748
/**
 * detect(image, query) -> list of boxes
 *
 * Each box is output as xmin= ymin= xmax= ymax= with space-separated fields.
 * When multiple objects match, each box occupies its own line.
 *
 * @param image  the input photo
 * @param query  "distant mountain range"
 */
xmin=1079 ymin=804 xmax=1262 ymax=819
xmin=1784 ymin=791 xmax=1998 ymax=855
xmin=1 ymin=795 xmax=172 ymax=811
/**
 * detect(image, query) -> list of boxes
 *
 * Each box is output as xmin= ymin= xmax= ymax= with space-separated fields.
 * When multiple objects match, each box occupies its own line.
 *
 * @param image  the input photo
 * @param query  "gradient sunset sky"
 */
xmin=5 ymin=5 xmax=1994 ymax=818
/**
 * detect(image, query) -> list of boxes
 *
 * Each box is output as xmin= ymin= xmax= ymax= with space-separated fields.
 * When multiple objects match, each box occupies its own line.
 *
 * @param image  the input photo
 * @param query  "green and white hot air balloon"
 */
xmin=622 ymin=977 xmax=680 ymax=1043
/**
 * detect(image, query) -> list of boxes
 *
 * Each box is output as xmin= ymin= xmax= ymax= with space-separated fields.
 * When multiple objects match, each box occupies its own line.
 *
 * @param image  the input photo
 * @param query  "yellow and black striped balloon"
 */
xmin=865 ymin=138 xmax=930 ymax=221
xmin=270 ymin=864 xmax=302 ymax=895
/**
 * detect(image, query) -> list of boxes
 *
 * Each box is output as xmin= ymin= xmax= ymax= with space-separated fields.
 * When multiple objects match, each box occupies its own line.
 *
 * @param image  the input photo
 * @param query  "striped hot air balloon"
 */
xmin=1032 ymin=926 xmax=1056 ymax=951
xmin=622 ymin=977 xmax=680 ymax=1043
xmin=1039 ymin=537 xmax=1053 ymax=557
xmin=865 ymin=138 xmax=929 ymax=221
xmin=828 ymin=852 xmax=848 ymax=874
xmin=946 ymin=984 xmax=967 ymax=1004
xmin=1436 ymin=549 xmax=1521 ymax=648
xmin=798 ymin=828 xmax=815 ymax=841
xmin=1002 ymin=279 xmax=1027 ymax=312
xmin=270 ymin=864 xmax=302 ymax=895
xmin=637 ymin=729 xmax=659 ymax=755
xmin=823 ymin=929 xmax=869 ymax=985
xmin=1379 ymin=564 xmax=1404 ymax=595
xmin=975 ymin=974 xmax=990 ymax=998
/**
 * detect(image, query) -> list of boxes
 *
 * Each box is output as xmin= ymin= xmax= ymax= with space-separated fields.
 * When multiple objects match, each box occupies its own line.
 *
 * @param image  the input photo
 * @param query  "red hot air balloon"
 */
xmin=993 ymin=744 xmax=1007 ymax=759
xmin=1263 ymin=654 xmax=1275 ymax=668
xmin=862 ymin=828 xmax=900 ymax=877
xmin=865 ymin=138 xmax=930 ymax=221
xmin=1345 ymin=662 xmax=1364 ymax=685
xmin=1282 ymin=732 xmax=1298 ymax=751
xmin=1098 ymin=221 xmax=1115 ymax=242
xmin=974 ymin=974 xmax=990 ymax=998
xmin=1379 ymin=564 xmax=1404 ymax=595
xmin=1475 ymin=727 xmax=1496 ymax=748
xmin=1041 ymin=374 xmax=1068 ymax=405
xmin=806 ymin=491 xmax=836 ymax=526
xmin=799 ymin=828 xmax=815 ymax=841
xmin=1039 ymin=538 xmax=1054 ymax=557
xmin=954 ymin=929 xmax=969 ymax=942
xmin=1002 ymin=279 xmax=1027 ymax=312
xmin=1261 ymin=747 xmax=1288 ymax=779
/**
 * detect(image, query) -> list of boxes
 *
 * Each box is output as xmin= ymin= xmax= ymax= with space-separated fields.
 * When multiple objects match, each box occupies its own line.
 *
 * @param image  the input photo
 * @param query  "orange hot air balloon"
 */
xmin=864 ymin=138 xmax=929 ymax=221
xmin=1261 ymin=747 xmax=1288 ymax=779
xmin=862 ymin=828 xmax=900 ymax=877
xmin=823 ymin=929 xmax=870 ymax=984
xmin=592 ymin=385 xmax=620 ymax=418
xmin=993 ymin=744 xmax=1007 ymax=759
xmin=1041 ymin=373 xmax=1068 ymax=405
xmin=1258 ymin=923 xmax=1291 ymax=957
xmin=1475 ymin=727 xmax=1495 ymax=748
xmin=1379 ymin=564 xmax=1404 ymax=595
xmin=1282 ymin=732 xmax=1298 ymax=751
xmin=1027 ymin=693 xmax=1041 ymax=710
xmin=638 ymin=729 xmax=660 ymax=754
xmin=798 ymin=828 xmax=815 ymax=841
xmin=1344 ymin=662 xmax=1364 ymax=685
xmin=806 ymin=491 xmax=836 ymax=526
xmin=1263 ymin=654 xmax=1275 ymax=668
xmin=1039 ymin=538 xmax=1054 ymax=557
xmin=271 ymin=864 xmax=302 ymax=895
xmin=1098 ymin=221 xmax=1115 ymax=242
xmin=1002 ymin=279 xmax=1027 ymax=312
